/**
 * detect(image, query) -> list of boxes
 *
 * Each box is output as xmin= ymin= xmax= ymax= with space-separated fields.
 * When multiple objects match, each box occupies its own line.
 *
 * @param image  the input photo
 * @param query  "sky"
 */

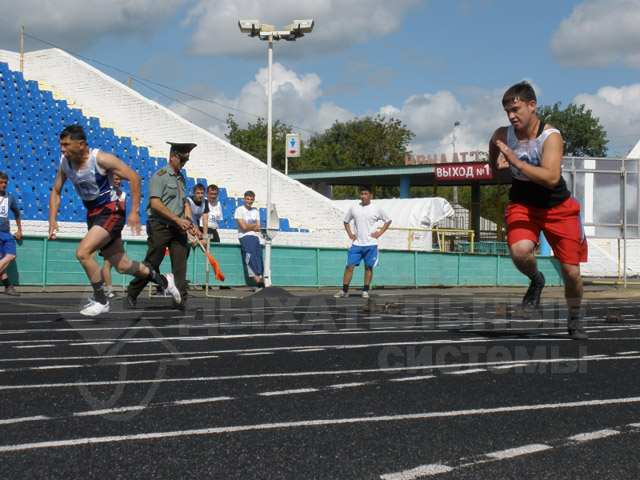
xmin=1 ymin=0 xmax=640 ymax=159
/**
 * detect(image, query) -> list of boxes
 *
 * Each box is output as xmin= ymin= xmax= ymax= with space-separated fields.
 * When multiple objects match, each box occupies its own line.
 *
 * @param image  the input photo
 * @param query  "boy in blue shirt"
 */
xmin=0 ymin=172 xmax=22 ymax=296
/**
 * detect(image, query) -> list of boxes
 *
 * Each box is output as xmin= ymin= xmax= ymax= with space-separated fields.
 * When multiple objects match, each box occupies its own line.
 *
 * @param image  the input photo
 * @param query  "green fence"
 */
xmin=9 ymin=235 xmax=563 ymax=290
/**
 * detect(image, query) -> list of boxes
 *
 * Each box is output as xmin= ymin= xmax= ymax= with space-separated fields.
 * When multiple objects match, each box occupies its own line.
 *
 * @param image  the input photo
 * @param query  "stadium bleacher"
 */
xmin=0 ymin=61 xmax=296 ymax=232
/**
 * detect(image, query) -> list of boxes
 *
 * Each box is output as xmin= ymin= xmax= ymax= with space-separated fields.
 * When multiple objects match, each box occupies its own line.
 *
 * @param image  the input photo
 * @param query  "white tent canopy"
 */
xmin=333 ymin=197 xmax=455 ymax=228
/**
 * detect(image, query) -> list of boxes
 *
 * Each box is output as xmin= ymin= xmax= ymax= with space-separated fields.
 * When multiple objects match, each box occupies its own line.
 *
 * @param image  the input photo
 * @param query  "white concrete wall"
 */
xmin=1 ymin=48 xmax=348 ymax=247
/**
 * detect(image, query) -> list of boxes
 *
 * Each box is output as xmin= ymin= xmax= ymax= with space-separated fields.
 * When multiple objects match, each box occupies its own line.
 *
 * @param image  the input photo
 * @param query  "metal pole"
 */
xmin=622 ymin=166 xmax=627 ymax=288
xmin=264 ymin=35 xmax=273 ymax=287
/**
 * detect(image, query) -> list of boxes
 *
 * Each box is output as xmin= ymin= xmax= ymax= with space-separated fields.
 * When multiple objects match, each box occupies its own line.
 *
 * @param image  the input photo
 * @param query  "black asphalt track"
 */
xmin=0 ymin=287 xmax=638 ymax=479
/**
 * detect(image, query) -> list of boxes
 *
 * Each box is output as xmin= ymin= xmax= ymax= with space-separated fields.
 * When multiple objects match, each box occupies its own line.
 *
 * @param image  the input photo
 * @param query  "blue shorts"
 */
xmin=347 ymin=245 xmax=379 ymax=267
xmin=0 ymin=231 xmax=16 ymax=258
xmin=239 ymin=235 xmax=263 ymax=277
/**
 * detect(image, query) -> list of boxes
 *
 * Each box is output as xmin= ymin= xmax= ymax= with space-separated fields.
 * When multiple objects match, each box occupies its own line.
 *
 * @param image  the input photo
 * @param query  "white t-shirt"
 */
xmin=187 ymin=197 xmax=208 ymax=227
xmin=344 ymin=201 xmax=391 ymax=246
xmin=234 ymin=205 xmax=260 ymax=238
xmin=207 ymin=200 xmax=223 ymax=229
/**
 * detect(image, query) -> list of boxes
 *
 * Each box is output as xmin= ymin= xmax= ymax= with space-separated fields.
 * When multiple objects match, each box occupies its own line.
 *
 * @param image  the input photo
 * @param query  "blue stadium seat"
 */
xmin=279 ymin=218 xmax=290 ymax=232
xmin=226 ymin=217 xmax=237 ymax=229
xmin=185 ymin=176 xmax=195 ymax=194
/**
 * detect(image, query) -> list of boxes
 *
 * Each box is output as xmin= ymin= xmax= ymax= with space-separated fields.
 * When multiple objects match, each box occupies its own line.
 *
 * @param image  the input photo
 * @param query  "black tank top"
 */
xmin=509 ymin=122 xmax=571 ymax=208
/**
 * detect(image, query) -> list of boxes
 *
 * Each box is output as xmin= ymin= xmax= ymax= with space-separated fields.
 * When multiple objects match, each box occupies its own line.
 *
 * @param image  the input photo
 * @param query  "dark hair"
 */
xmin=502 ymin=81 xmax=537 ymax=106
xmin=0 ymin=172 xmax=8 ymax=181
xmin=59 ymin=125 xmax=87 ymax=142
xmin=193 ymin=183 xmax=205 ymax=193
xmin=207 ymin=184 xmax=219 ymax=193
xmin=360 ymin=185 xmax=373 ymax=194
xmin=244 ymin=190 xmax=255 ymax=198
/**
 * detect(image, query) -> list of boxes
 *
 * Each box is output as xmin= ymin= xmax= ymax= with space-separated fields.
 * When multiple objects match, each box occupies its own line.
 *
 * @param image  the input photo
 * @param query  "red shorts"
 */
xmin=87 ymin=201 xmax=126 ymax=250
xmin=506 ymin=197 xmax=588 ymax=264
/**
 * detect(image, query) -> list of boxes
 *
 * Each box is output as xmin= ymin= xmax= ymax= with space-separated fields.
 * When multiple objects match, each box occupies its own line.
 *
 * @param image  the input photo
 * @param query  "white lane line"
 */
xmin=617 ymin=351 xmax=640 ymax=355
xmin=2 ymin=354 xmax=637 ymax=391
xmin=491 ymin=363 xmax=527 ymax=370
xmin=171 ymin=397 xmax=233 ymax=405
xmin=258 ymin=388 xmax=319 ymax=397
xmin=390 ymin=375 xmax=435 ymax=382
xmin=445 ymin=368 xmax=487 ymax=375
xmin=30 ymin=365 xmax=84 ymax=371
xmin=382 ymin=423 xmax=639 ymax=478
xmin=74 ymin=406 xmax=146 ymax=417
xmin=2 ymin=398 xmax=639 ymax=454
xmin=486 ymin=443 xmax=551 ymax=459
xmin=380 ymin=464 xmax=454 ymax=479
xmin=568 ymin=429 xmax=620 ymax=442
xmin=0 ymin=415 xmax=50 ymax=425
xmin=291 ymin=348 xmax=325 ymax=353
xmin=13 ymin=345 xmax=57 ymax=349
xmin=329 ymin=382 xmax=369 ymax=389
xmin=238 ymin=352 xmax=273 ymax=356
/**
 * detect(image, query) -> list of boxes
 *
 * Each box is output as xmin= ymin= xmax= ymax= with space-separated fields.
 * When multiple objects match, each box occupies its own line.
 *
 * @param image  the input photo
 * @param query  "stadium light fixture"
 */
xmin=238 ymin=19 xmax=315 ymax=287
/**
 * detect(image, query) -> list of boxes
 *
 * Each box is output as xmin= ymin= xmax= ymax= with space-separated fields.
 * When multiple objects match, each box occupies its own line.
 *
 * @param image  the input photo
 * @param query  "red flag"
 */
xmin=196 ymin=239 xmax=225 ymax=281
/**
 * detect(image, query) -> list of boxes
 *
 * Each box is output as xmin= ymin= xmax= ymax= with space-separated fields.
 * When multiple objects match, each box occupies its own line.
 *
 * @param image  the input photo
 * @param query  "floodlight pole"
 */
xmin=265 ymin=34 xmax=274 ymax=287
xmin=240 ymin=19 xmax=314 ymax=288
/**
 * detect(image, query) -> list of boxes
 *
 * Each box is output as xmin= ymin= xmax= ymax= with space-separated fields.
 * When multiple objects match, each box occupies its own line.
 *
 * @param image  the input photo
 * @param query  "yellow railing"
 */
xmin=386 ymin=226 xmax=476 ymax=252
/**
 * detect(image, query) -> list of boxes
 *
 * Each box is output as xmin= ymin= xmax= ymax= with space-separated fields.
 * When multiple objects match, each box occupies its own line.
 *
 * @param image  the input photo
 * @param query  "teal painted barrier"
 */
xmin=10 ymin=235 xmax=563 ymax=290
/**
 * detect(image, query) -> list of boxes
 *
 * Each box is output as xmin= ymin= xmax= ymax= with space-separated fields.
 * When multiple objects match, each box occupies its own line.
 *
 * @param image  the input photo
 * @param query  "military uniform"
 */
xmin=127 ymin=142 xmax=196 ymax=307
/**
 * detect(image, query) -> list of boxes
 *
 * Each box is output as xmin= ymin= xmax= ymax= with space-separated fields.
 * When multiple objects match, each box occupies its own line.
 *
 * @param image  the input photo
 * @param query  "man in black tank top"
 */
xmin=489 ymin=81 xmax=588 ymax=340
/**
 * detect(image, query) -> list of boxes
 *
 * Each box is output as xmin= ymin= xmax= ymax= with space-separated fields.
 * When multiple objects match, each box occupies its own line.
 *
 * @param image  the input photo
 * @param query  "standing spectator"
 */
xmin=234 ymin=190 xmax=265 ymax=291
xmin=335 ymin=186 xmax=392 ymax=299
xmin=48 ymin=125 xmax=180 ymax=316
xmin=101 ymin=173 xmax=127 ymax=299
xmin=489 ymin=81 xmax=588 ymax=340
xmin=186 ymin=183 xmax=207 ymax=256
xmin=126 ymin=142 xmax=202 ymax=310
xmin=205 ymin=184 xmax=223 ymax=243
xmin=0 ymin=172 xmax=22 ymax=296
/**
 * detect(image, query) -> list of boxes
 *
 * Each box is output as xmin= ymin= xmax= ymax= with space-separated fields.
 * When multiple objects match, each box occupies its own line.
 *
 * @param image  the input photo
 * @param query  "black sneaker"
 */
xmin=4 ymin=285 xmax=20 ymax=296
xmin=522 ymin=272 xmax=545 ymax=312
xmin=568 ymin=316 xmax=588 ymax=340
xmin=124 ymin=295 xmax=137 ymax=309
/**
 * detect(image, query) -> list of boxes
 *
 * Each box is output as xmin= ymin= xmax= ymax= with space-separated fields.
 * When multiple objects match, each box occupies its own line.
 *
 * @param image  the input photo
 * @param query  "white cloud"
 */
xmin=0 ymin=0 xmax=187 ymax=51
xmin=168 ymin=62 xmax=354 ymax=139
xmin=377 ymin=88 xmax=506 ymax=156
xmin=184 ymin=0 xmax=425 ymax=57
xmin=574 ymin=84 xmax=640 ymax=154
xmin=550 ymin=0 xmax=640 ymax=68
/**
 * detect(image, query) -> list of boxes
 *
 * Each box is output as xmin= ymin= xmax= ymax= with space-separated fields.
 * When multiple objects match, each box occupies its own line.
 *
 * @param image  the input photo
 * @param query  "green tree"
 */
xmin=537 ymin=102 xmax=608 ymax=157
xmin=225 ymin=114 xmax=292 ymax=171
xmin=302 ymin=115 xmax=414 ymax=199
xmin=302 ymin=115 xmax=415 ymax=171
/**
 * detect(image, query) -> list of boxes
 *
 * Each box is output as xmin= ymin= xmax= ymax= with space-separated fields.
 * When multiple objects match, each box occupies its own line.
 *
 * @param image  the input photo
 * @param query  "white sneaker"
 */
xmin=80 ymin=298 xmax=110 ymax=317
xmin=362 ymin=290 xmax=370 ymax=299
xmin=163 ymin=273 xmax=181 ymax=304
xmin=334 ymin=290 xmax=348 ymax=298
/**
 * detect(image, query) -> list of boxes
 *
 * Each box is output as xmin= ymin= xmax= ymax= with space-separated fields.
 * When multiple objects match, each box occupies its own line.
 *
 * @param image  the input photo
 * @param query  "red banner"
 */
xmin=435 ymin=162 xmax=493 ymax=181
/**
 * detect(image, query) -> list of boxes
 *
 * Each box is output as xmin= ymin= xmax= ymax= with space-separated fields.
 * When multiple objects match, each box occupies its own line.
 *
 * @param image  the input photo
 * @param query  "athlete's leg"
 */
xmin=508 ymin=239 xmax=538 ymax=277
xmin=76 ymin=226 xmax=112 ymax=283
xmin=342 ymin=265 xmax=356 ymax=286
xmin=364 ymin=266 xmax=373 ymax=286
xmin=559 ymin=261 xmax=583 ymax=312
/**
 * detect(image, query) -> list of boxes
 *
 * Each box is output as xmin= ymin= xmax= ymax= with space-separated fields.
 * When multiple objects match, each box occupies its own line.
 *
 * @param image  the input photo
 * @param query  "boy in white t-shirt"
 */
xmin=335 ymin=186 xmax=391 ymax=299
xmin=234 ymin=190 xmax=265 ymax=291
